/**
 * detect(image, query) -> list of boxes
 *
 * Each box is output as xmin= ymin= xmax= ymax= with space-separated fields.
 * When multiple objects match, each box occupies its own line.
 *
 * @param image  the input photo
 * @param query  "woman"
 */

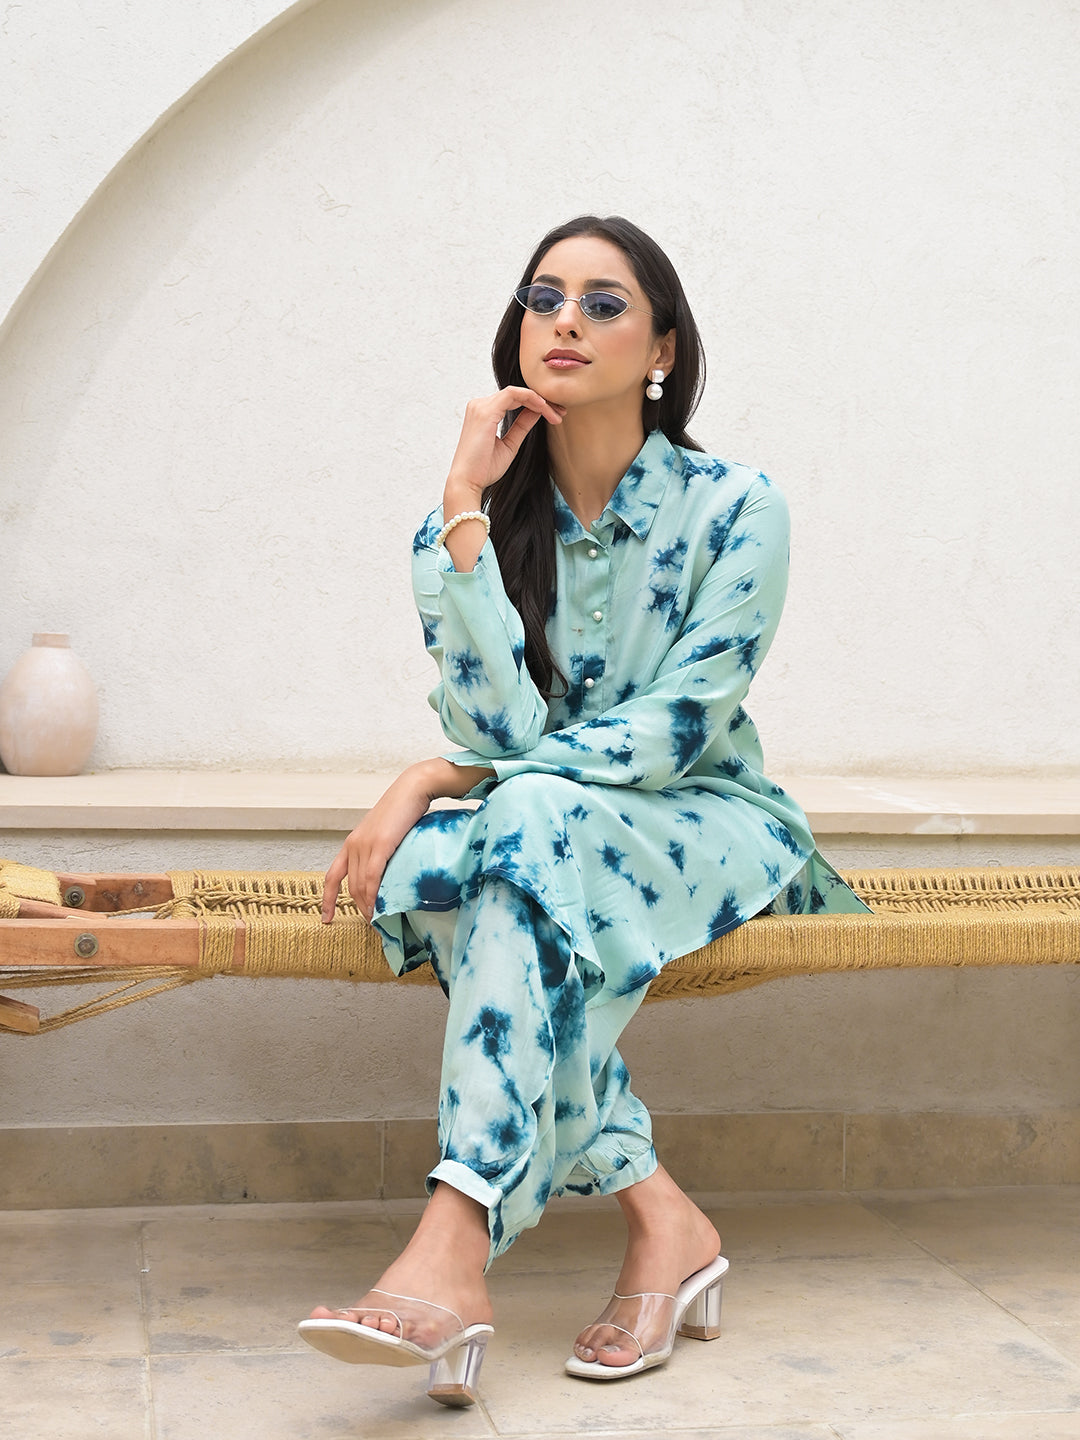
xmin=299 ymin=216 xmax=869 ymax=1404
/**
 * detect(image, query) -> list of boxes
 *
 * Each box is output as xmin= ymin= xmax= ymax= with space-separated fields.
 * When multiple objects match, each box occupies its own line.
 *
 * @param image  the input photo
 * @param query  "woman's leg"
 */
xmin=310 ymin=874 xmax=659 ymax=1334
xmin=426 ymin=877 xmax=657 ymax=1263
xmin=307 ymin=1176 xmax=494 ymax=1345
xmin=423 ymin=875 xmax=722 ymax=1369
xmin=569 ymin=1164 xmax=722 ymax=1368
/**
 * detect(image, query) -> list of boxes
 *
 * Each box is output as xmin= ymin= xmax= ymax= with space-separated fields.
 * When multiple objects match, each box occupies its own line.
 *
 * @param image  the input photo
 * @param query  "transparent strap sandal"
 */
xmin=298 ymin=1288 xmax=493 ymax=1408
xmin=565 ymin=1254 xmax=729 ymax=1380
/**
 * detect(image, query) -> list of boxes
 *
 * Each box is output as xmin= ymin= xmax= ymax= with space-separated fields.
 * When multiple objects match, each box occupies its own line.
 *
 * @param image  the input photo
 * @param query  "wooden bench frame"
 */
xmin=3 ymin=866 xmax=1080 ymax=1036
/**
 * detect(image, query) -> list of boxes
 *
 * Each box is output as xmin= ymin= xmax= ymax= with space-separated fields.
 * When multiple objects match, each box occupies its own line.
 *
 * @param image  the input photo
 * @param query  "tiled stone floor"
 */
xmin=1 ymin=1187 xmax=1079 ymax=1439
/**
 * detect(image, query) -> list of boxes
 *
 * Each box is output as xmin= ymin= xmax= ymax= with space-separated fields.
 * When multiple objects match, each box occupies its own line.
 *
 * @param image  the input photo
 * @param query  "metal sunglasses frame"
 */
xmin=513 ymin=284 xmax=654 ymax=323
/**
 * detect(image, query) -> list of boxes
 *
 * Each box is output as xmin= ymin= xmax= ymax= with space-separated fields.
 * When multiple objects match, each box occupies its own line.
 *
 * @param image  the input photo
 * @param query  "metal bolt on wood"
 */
xmin=74 ymin=933 xmax=99 ymax=959
xmin=63 ymin=886 xmax=86 ymax=908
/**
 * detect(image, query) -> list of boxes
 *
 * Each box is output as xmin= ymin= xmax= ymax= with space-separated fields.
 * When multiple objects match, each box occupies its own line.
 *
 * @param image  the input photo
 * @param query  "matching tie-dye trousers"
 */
xmin=403 ymin=876 xmax=658 ymax=1268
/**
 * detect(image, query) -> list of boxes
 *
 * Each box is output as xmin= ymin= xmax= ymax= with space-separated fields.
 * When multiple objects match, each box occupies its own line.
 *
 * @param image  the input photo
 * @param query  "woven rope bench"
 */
xmin=1 ymin=860 xmax=1079 ymax=1035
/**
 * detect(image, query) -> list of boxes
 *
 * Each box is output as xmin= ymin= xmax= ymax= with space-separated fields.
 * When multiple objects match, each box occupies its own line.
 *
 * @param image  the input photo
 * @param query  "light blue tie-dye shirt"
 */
xmin=374 ymin=429 xmax=868 ymax=992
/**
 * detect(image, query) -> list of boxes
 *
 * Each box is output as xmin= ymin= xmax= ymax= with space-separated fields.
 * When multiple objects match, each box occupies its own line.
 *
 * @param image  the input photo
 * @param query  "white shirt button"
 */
xmin=592 ymin=610 xmax=603 ymax=622
xmin=584 ymin=677 xmax=595 ymax=689
xmin=587 ymin=547 xmax=598 ymax=559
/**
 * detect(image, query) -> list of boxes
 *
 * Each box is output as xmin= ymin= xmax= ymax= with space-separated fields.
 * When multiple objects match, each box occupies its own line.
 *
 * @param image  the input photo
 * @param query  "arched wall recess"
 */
xmin=0 ymin=0 xmax=321 ymax=337
xmin=0 ymin=0 xmax=533 ymax=774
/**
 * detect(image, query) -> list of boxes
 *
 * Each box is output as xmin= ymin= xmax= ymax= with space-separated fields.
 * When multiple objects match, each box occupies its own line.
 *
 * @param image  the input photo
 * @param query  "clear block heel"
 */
xmin=427 ymin=1331 xmax=490 ymax=1407
xmin=678 ymin=1272 xmax=724 ymax=1340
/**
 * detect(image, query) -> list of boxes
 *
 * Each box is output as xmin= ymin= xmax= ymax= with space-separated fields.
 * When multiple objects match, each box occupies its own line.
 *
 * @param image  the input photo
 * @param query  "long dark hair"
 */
xmin=486 ymin=215 xmax=706 ymax=699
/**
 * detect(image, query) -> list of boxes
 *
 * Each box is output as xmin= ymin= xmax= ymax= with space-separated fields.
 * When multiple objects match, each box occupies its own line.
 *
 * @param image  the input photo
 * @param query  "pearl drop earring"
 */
xmin=646 ymin=369 xmax=664 ymax=401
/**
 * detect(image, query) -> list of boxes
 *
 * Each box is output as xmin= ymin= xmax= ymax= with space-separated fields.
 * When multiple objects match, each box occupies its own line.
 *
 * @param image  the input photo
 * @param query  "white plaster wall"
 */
xmin=0 ymin=0 xmax=307 ymax=324
xmin=1 ymin=0 xmax=1078 ymax=777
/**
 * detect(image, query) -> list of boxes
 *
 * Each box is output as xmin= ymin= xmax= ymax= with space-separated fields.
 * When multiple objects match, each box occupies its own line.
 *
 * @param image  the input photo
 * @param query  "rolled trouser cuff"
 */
xmin=427 ymin=1158 xmax=502 ymax=1212
xmin=558 ymin=1131 xmax=658 ymax=1198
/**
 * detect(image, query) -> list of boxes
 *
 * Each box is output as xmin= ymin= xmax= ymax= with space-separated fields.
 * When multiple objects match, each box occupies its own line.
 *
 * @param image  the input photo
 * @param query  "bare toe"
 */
xmin=574 ymin=1323 xmax=641 ymax=1368
xmin=306 ymin=1303 xmax=400 ymax=1337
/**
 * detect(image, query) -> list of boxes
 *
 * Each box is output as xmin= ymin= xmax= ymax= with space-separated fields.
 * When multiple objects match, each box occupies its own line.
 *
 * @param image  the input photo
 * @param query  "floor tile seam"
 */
xmin=822 ymin=1412 xmax=1080 ymax=1437
xmin=140 ymin=1353 xmax=157 ymax=1440
xmin=136 ymin=1223 xmax=154 ymax=1365
xmin=0 ymin=1351 xmax=154 ymax=1363
xmin=849 ymin=1196 xmax=981 ymax=1270
xmin=882 ymin=1234 xmax=1080 ymax=1354
xmin=480 ymin=1429 xmax=843 ymax=1438
xmin=469 ymin=1393 xmax=499 ymax=1438
xmin=148 ymin=1344 xmax=334 ymax=1358
xmin=833 ymin=1405 xmax=1080 ymax=1425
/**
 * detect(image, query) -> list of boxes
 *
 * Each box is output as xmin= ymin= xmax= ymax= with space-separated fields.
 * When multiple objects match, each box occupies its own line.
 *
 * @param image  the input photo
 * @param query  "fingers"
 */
xmin=498 ymin=404 xmax=545 ymax=457
xmin=321 ymin=849 xmax=348 ymax=923
xmin=348 ymin=845 xmax=374 ymax=923
xmin=324 ymin=833 xmax=386 ymax=924
xmin=465 ymin=387 xmax=564 ymax=427
xmin=497 ymin=386 xmax=565 ymax=425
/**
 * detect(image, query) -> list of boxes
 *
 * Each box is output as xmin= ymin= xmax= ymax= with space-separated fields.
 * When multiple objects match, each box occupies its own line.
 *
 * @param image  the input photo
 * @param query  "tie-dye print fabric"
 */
xmin=375 ymin=428 xmax=870 ymax=996
xmin=403 ymin=882 xmax=658 ymax=1262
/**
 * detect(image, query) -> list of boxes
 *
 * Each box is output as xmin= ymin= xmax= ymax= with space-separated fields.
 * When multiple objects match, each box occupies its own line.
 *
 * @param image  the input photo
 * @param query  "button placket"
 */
xmin=578 ymin=536 xmax=610 ymax=710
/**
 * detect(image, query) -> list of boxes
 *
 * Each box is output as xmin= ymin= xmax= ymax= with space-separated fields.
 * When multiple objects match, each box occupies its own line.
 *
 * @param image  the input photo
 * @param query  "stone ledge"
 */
xmin=1 ymin=770 xmax=1078 ymax=835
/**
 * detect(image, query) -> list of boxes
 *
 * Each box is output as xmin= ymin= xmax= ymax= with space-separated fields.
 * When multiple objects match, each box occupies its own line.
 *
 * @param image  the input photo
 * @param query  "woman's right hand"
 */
xmin=444 ymin=386 xmax=564 ymax=504
xmin=441 ymin=387 xmax=564 ymax=573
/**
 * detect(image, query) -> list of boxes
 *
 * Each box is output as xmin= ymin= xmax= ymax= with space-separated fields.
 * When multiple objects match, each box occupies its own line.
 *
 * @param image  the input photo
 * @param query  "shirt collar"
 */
xmin=551 ymin=429 xmax=680 ymax=546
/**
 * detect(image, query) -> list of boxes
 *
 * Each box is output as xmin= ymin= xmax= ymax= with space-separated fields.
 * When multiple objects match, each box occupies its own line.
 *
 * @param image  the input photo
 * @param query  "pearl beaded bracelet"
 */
xmin=435 ymin=510 xmax=490 ymax=549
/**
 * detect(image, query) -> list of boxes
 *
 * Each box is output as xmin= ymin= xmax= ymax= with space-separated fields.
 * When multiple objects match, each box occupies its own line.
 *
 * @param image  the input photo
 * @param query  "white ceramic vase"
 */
xmin=0 ymin=633 xmax=99 ymax=776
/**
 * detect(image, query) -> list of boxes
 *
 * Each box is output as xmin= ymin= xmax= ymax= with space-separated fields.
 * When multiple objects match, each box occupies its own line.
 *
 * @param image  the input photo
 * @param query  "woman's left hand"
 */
xmin=321 ymin=758 xmax=493 ymax=923
xmin=321 ymin=764 xmax=437 ymax=923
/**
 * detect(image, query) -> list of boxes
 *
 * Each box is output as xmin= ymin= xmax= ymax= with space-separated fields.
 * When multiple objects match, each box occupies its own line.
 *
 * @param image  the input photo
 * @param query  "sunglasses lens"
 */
xmin=516 ymin=285 xmax=564 ymax=315
xmin=580 ymin=292 xmax=629 ymax=321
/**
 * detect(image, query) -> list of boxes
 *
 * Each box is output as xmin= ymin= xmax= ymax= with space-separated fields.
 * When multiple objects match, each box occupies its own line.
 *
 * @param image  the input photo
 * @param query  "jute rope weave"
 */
xmin=0 ymin=858 xmax=63 ymax=916
xmin=164 ymin=871 xmax=390 ymax=979
xmin=2 ymin=863 xmax=1078 ymax=1032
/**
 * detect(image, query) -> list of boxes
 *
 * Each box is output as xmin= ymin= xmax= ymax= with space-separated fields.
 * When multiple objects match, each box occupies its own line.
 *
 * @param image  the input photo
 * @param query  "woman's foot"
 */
xmin=572 ymin=1165 xmax=722 ymax=1369
xmin=308 ymin=1182 xmax=494 ymax=1350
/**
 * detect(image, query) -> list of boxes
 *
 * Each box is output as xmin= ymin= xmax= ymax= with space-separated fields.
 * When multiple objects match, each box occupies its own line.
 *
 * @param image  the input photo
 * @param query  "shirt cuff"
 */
xmin=435 ymin=535 xmax=496 ymax=577
xmin=441 ymin=750 xmax=499 ymax=800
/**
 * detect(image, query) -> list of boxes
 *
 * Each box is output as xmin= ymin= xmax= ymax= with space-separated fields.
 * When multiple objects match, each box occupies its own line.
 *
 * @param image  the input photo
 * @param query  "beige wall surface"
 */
xmin=2 ymin=0 xmax=1078 ymax=777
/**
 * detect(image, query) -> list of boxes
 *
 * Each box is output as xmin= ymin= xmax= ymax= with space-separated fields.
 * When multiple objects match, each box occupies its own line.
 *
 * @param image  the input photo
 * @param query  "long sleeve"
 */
xmin=485 ymin=477 xmax=789 ymax=791
xmin=377 ymin=447 xmax=869 ymax=1003
xmin=412 ymin=518 xmax=548 ymax=757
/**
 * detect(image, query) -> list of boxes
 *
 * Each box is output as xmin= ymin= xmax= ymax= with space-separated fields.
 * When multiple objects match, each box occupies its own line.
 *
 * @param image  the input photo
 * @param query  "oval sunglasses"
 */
xmin=514 ymin=284 xmax=653 ymax=323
